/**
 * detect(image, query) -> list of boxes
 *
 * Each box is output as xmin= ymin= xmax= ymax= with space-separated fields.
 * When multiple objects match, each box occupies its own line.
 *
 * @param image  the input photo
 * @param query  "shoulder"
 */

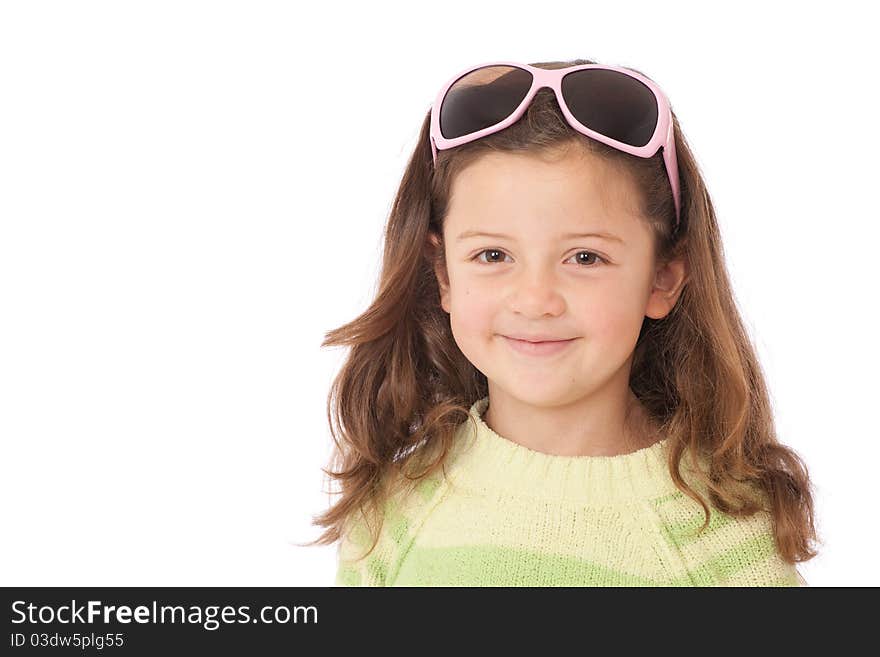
xmin=644 ymin=488 xmax=801 ymax=587
xmin=334 ymin=467 xmax=448 ymax=587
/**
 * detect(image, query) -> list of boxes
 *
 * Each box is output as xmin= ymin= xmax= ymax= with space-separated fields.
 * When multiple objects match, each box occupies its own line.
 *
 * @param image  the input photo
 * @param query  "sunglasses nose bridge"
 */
xmin=528 ymin=67 xmax=563 ymax=91
xmin=525 ymin=66 xmax=566 ymax=105
xmin=526 ymin=75 xmax=567 ymax=115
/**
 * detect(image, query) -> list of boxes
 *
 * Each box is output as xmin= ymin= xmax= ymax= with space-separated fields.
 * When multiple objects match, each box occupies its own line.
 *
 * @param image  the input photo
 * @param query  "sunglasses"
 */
xmin=429 ymin=61 xmax=682 ymax=231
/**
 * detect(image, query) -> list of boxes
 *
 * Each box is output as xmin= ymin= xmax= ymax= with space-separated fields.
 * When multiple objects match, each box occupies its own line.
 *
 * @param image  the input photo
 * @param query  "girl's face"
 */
xmin=432 ymin=146 xmax=685 ymax=408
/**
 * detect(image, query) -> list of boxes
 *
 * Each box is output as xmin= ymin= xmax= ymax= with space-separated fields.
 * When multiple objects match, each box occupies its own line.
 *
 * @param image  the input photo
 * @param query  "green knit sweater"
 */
xmin=335 ymin=396 xmax=803 ymax=587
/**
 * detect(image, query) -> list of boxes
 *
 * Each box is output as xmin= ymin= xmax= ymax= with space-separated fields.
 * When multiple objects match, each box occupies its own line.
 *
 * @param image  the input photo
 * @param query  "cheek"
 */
xmin=569 ymin=291 xmax=645 ymax=389
xmin=570 ymin=283 xmax=647 ymax=342
xmin=449 ymin=282 xmax=496 ymax=337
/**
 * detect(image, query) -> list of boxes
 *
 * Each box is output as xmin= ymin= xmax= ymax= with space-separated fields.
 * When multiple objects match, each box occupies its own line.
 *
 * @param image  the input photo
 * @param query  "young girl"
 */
xmin=308 ymin=58 xmax=820 ymax=586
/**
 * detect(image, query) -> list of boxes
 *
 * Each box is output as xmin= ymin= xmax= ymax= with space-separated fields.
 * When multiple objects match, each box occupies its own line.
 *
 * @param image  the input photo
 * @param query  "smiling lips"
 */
xmin=502 ymin=335 xmax=578 ymax=356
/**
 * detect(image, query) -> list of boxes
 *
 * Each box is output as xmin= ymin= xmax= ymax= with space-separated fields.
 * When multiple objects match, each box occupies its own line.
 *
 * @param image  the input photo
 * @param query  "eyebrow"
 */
xmin=456 ymin=229 xmax=625 ymax=244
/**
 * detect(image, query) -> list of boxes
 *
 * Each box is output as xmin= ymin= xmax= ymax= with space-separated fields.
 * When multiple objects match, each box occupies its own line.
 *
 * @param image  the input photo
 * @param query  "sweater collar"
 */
xmin=445 ymin=396 xmax=684 ymax=504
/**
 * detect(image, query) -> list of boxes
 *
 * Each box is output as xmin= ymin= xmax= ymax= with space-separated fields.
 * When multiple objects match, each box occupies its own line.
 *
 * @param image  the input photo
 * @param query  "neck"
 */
xmin=483 ymin=381 xmax=660 ymax=458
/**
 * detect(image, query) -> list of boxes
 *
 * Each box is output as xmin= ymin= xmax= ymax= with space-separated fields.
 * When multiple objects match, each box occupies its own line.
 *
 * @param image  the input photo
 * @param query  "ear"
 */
xmin=645 ymin=256 xmax=688 ymax=319
xmin=426 ymin=232 xmax=451 ymax=314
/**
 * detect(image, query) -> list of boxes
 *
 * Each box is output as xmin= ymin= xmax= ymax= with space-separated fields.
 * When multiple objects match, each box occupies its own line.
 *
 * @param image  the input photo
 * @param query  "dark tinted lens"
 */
xmin=561 ymin=69 xmax=658 ymax=147
xmin=440 ymin=66 xmax=533 ymax=139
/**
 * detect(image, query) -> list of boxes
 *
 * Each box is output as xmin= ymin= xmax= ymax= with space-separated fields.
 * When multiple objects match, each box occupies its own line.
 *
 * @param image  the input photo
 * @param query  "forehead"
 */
xmin=445 ymin=148 xmax=643 ymax=236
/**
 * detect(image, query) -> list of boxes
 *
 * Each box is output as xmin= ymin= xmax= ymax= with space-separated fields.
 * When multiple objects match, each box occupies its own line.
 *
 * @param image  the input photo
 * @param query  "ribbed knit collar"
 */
xmin=445 ymin=396 xmax=684 ymax=505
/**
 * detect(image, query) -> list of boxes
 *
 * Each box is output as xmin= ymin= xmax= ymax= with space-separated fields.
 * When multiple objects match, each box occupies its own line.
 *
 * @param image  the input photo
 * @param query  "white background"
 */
xmin=1 ymin=0 xmax=875 ymax=586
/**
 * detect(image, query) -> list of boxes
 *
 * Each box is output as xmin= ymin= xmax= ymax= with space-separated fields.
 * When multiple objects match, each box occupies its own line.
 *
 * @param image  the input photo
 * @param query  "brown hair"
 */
xmin=300 ymin=58 xmax=821 ymax=571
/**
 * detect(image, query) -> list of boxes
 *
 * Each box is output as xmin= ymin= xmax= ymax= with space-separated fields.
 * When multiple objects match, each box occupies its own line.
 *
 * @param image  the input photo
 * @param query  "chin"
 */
xmin=496 ymin=381 xmax=582 ymax=408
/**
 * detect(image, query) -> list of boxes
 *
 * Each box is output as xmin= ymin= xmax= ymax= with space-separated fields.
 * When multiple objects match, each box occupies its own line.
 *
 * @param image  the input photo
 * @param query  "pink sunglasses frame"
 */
xmin=429 ymin=61 xmax=682 ymax=230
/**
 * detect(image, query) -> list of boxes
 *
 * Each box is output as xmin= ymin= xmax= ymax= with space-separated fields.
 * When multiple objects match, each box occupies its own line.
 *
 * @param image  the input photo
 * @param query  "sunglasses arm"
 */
xmin=661 ymin=119 xmax=682 ymax=225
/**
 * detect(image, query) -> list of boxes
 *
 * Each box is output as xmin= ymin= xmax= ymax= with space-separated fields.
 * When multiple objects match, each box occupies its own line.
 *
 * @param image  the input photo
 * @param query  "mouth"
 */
xmin=501 ymin=335 xmax=578 ymax=357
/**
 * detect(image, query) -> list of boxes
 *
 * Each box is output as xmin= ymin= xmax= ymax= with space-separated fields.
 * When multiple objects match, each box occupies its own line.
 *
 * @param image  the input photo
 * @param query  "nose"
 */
xmin=506 ymin=267 xmax=566 ymax=318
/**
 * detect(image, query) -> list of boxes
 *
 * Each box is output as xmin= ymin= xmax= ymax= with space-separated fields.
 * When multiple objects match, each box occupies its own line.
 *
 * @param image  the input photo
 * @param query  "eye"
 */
xmin=566 ymin=250 xmax=608 ymax=267
xmin=471 ymin=249 xmax=608 ymax=267
xmin=472 ymin=248 xmax=512 ymax=264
